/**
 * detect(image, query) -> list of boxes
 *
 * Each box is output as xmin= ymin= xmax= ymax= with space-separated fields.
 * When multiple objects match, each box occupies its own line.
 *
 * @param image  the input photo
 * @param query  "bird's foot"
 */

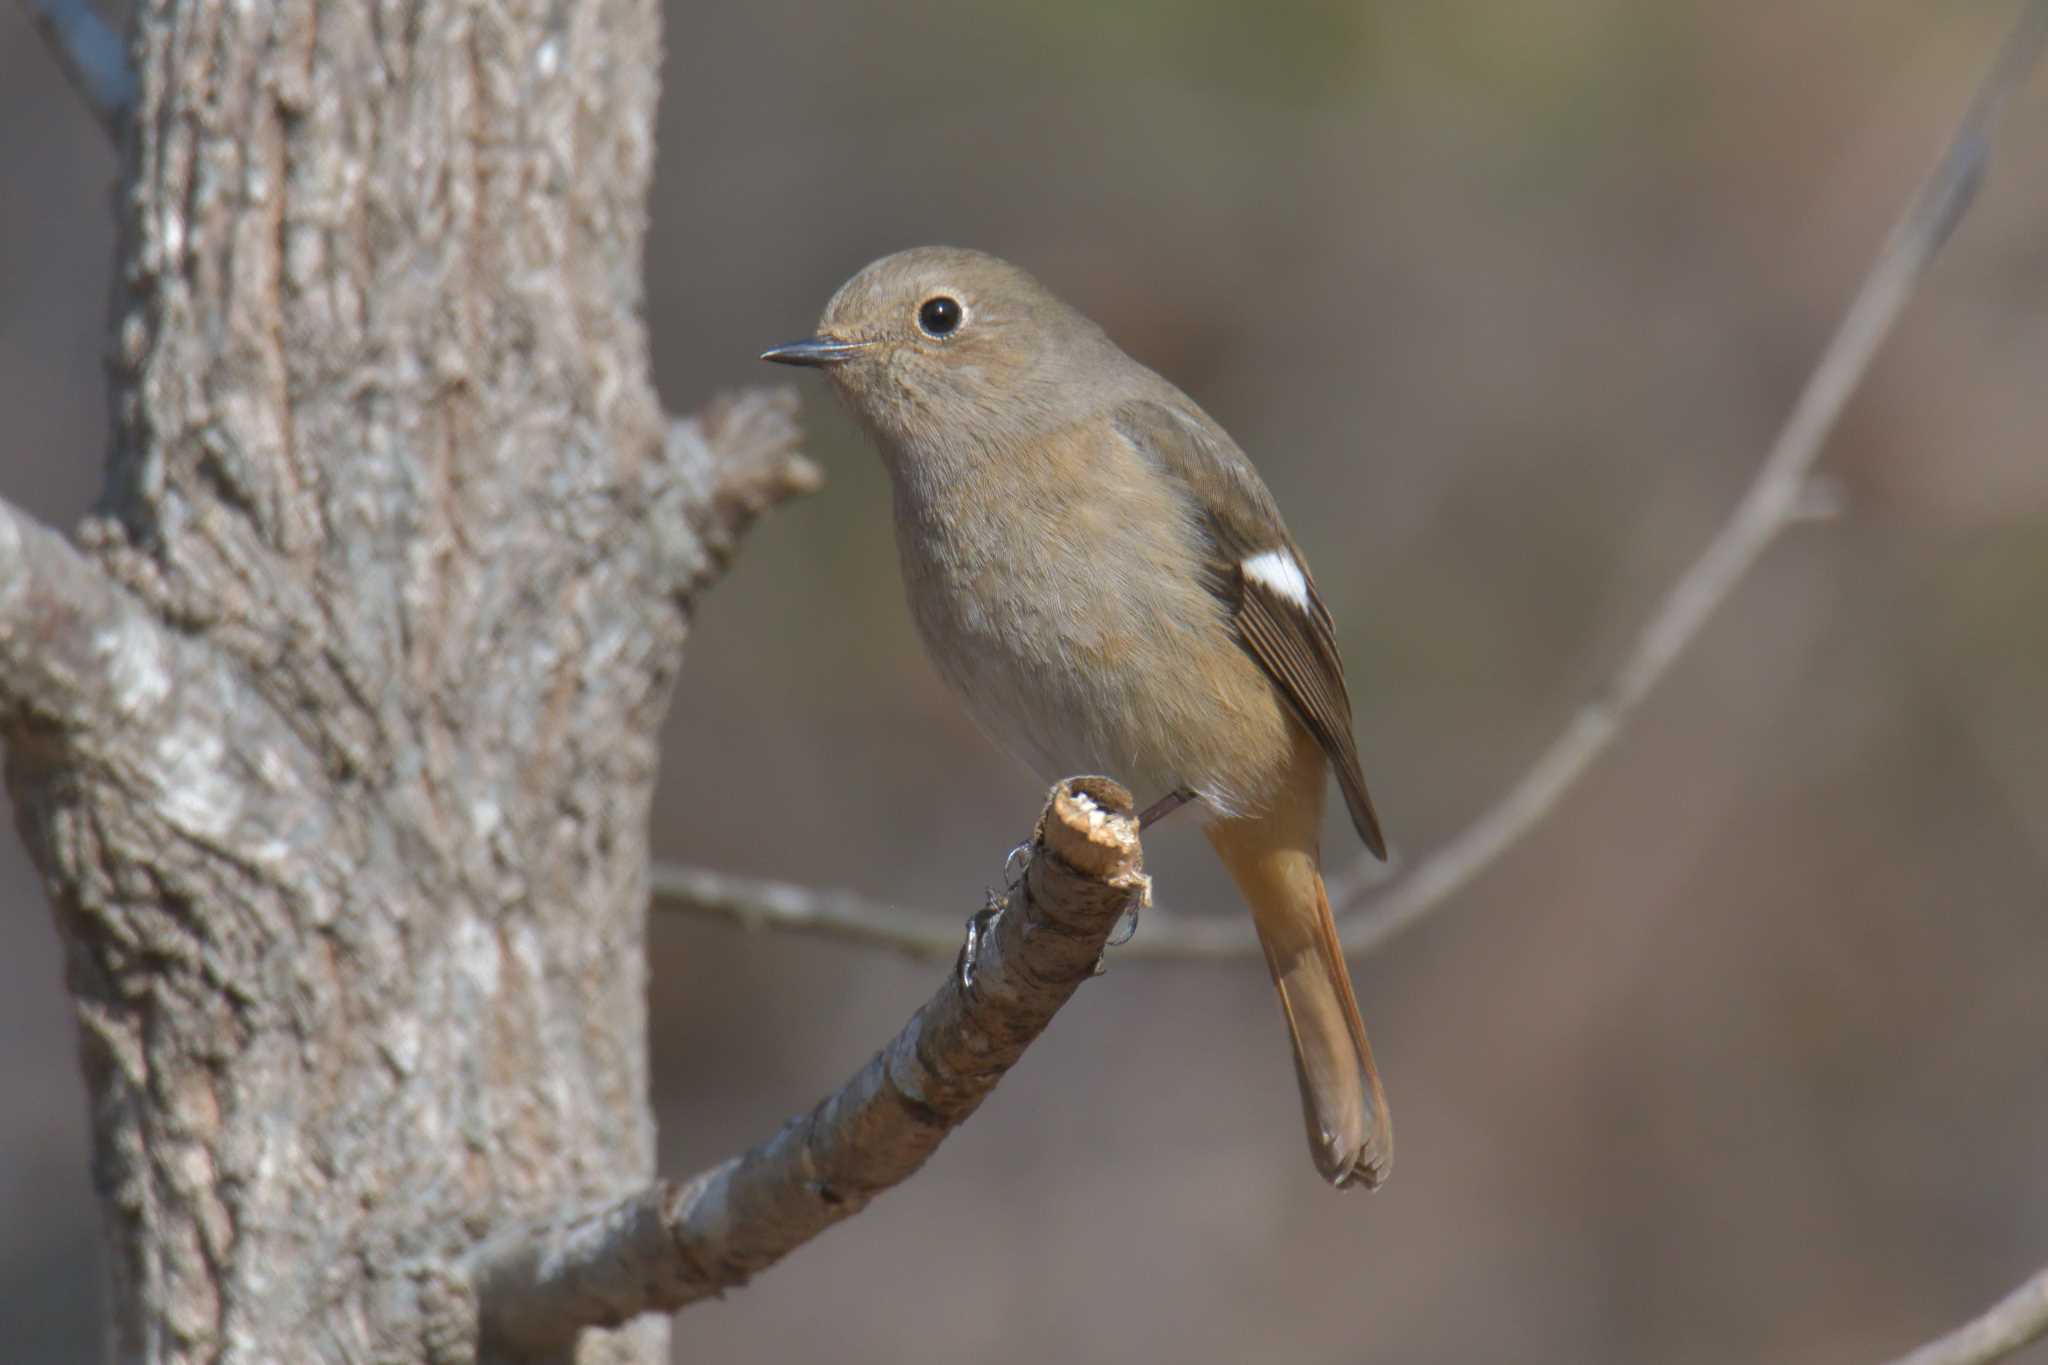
xmin=1088 ymin=900 xmax=1142 ymax=977
xmin=959 ymin=894 xmax=1005 ymax=993
xmin=1107 ymin=901 xmax=1141 ymax=948
xmin=1001 ymin=838 xmax=1033 ymax=891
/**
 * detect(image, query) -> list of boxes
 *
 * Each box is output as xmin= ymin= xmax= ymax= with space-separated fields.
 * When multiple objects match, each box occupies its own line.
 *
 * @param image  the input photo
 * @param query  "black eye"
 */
xmin=917 ymin=295 xmax=963 ymax=338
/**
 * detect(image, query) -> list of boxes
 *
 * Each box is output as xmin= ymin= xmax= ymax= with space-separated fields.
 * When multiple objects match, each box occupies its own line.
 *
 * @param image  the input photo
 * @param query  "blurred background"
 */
xmin=5 ymin=1 xmax=2047 ymax=1360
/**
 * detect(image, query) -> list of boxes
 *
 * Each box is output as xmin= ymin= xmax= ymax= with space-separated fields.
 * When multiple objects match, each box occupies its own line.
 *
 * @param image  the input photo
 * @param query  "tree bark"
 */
xmin=0 ymin=1 xmax=815 ymax=1359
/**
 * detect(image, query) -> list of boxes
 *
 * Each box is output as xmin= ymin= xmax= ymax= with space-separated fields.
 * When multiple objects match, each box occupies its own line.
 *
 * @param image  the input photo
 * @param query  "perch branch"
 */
xmin=470 ymin=777 xmax=1149 ymax=1353
xmin=24 ymin=0 xmax=135 ymax=136
xmin=648 ymin=0 xmax=2048 ymax=963
xmin=1881 ymin=1265 xmax=2048 ymax=1365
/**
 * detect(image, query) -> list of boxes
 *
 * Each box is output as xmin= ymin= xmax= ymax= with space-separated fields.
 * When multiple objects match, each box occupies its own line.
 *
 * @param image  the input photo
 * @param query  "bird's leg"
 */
xmin=1098 ymin=788 xmax=1189 ymax=966
xmin=1138 ymin=786 xmax=1197 ymax=829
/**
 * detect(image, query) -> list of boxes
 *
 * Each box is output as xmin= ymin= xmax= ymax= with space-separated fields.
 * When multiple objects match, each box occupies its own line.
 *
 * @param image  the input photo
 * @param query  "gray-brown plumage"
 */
xmin=764 ymin=247 xmax=1392 ymax=1188
xmin=1111 ymin=399 xmax=1386 ymax=860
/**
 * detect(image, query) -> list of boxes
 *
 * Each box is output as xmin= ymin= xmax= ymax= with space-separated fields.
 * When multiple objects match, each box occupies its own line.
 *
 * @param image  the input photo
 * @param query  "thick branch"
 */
xmin=24 ymin=0 xmax=134 ymax=135
xmin=17 ymin=0 xmax=701 ymax=1354
xmin=648 ymin=0 xmax=2048 ymax=964
xmin=0 ymin=496 xmax=173 ymax=735
xmin=1881 ymin=1266 xmax=2048 ymax=1365
xmin=469 ymin=777 xmax=1149 ymax=1354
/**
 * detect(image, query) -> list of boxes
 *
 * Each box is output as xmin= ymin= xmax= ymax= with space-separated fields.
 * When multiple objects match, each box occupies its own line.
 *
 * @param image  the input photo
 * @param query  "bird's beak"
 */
xmin=759 ymin=337 xmax=873 ymax=367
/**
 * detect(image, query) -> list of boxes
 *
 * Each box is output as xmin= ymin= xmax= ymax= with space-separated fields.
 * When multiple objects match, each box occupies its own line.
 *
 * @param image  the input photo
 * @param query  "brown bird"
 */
xmin=764 ymin=247 xmax=1391 ymax=1188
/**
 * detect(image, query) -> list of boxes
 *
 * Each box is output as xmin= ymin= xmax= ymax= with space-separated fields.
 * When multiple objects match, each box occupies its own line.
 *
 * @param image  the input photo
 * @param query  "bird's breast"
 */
xmin=885 ymin=422 xmax=1295 ymax=813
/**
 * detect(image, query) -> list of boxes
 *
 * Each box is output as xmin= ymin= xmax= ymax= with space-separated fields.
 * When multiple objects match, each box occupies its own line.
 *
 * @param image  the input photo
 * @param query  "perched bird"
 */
xmin=763 ymin=247 xmax=1391 ymax=1189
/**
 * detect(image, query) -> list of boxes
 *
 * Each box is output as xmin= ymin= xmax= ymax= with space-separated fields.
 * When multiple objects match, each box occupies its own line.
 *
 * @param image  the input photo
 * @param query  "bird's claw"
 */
xmin=1090 ymin=902 xmax=1142 ymax=976
xmin=1106 ymin=902 xmax=1141 ymax=948
xmin=1002 ymin=839 xmax=1033 ymax=891
xmin=959 ymin=895 xmax=1005 ymax=993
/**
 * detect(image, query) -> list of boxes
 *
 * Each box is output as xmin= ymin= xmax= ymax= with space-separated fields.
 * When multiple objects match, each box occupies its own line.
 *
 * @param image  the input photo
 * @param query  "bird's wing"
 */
xmin=1113 ymin=398 xmax=1386 ymax=858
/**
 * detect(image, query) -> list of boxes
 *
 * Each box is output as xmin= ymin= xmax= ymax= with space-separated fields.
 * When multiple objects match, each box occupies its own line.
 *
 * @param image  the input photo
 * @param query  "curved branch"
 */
xmin=469 ymin=777 xmax=1149 ymax=1353
xmin=648 ymin=0 xmax=2048 ymax=963
xmin=1320 ymin=0 xmax=2048 ymax=947
xmin=1881 ymin=1266 xmax=2048 ymax=1365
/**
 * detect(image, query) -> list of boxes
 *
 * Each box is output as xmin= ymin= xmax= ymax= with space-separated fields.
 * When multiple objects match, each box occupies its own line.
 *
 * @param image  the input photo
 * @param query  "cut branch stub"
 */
xmin=656 ymin=386 xmax=823 ymax=601
xmin=468 ymin=776 xmax=1147 ymax=1356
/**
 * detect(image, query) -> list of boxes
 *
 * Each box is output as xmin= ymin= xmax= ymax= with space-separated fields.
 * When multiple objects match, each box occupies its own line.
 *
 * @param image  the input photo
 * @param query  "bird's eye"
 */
xmin=917 ymin=295 xmax=963 ymax=338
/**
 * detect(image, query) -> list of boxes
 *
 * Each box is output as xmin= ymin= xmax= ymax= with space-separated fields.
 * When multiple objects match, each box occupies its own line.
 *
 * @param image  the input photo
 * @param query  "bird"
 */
xmin=762 ymin=246 xmax=1391 ymax=1189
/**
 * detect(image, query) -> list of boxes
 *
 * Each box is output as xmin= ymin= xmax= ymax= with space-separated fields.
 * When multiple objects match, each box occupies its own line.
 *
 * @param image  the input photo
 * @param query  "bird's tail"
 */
xmin=1206 ymin=785 xmax=1392 ymax=1190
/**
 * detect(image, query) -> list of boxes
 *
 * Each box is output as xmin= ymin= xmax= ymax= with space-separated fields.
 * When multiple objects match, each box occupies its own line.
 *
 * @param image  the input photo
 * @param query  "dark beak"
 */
xmin=760 ymin=337 xmax=872 ymax=367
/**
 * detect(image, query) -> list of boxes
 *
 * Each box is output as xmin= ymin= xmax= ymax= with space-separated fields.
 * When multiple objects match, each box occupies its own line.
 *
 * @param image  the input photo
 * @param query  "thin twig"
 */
xmin=25 ymin=0 xmax=136 ymax=136
xmin=650 ymin=857 xmax=1283 ymax=961
xmin=650 ymin=2 xmax=2048 ymax=961
xmin=651 ymin=861 xmax=985 ymax=959
xmin=471 ymin=778 xmax=1150 ymax=1352
xmin=1879 ymin=1266 xmax=2048 ymax=1365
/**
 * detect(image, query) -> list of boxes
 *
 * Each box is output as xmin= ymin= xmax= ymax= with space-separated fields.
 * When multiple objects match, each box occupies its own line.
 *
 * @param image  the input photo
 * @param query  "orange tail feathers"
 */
xmin=1206 ymin=797 xmax=1392 ymax=1190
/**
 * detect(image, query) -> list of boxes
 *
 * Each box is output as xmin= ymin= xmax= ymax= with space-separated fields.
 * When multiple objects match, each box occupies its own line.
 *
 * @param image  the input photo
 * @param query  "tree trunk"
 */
xmin=0 ymin=1 xmax=805 ymax=1358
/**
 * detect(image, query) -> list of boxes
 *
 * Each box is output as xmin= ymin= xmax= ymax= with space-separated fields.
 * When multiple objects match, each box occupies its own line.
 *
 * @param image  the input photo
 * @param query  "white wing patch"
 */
xmin=1242 ymin=549 xmax=1309 ymax=609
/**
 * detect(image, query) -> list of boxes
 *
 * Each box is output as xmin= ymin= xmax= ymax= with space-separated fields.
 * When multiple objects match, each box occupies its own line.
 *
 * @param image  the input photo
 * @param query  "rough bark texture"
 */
xmin=0 ymin=0 xmax=816 ymax=1359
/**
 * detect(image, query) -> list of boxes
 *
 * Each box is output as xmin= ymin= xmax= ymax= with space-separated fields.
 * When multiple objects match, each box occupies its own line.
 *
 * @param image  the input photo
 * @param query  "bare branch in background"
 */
xmin=471 ymin=777 xmax=1149 ymax=1353
xmin=25 ymin=0 xmax=135 ymax=136
xmin=1880 ymin=1266 xmax=2048 ymax=1365
xmin=1318 ymin=0 xmax=2048 ymax=949
xmin=650 ymin=0 xmax=2048 ymax=964
xmin=649 ymin=849 xmax=1392 ymax=962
